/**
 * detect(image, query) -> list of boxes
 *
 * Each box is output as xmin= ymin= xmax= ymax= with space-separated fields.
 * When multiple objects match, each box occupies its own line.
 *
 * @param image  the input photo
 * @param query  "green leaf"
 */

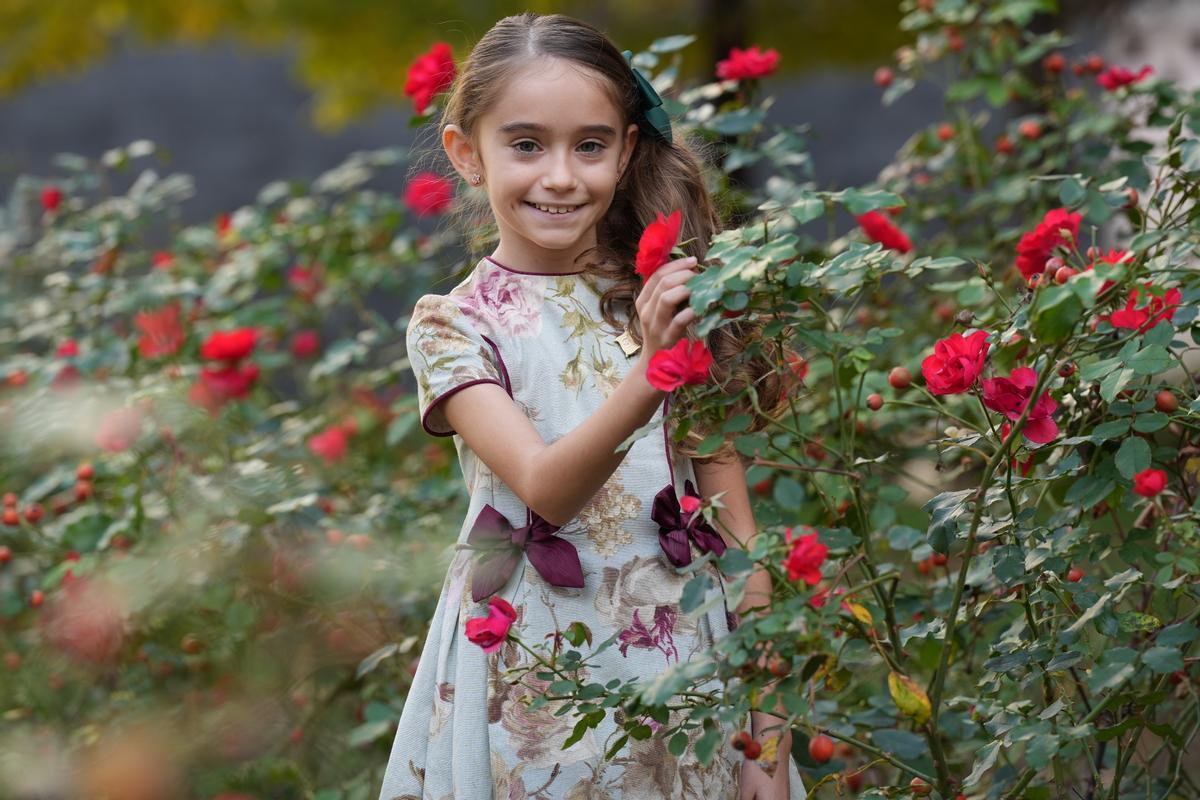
xmin=1157 ymin=622 xmax=1200 ymax=647
xmin=1128 ymin=345 xmax=1173 ymax=375
xmin=963 ymin=740 xmax=1003 ymax=788
xmin=1090 ymin=419 xmax=1131 ymax=441
xmin=680 ymin=574 xmax=712 ymax=615
xmin=789 ymin=196 xmax=826 ymax=224
xmin=1143 ymin=646 xmax=1184 ymax=674
xmin=772 ymin=476 xmax=805 ymax=510
xmin=1115 ymin=437 xmax=1151 ymax=479
xmin=870 ymin=728 xmax=929 ymax=760
xmin=695 ymin=721 xmax=722 ymax=764
xmin=649 ymin=34 xmax=697 ymax=53
xmin=347 ymin=720 xmax=393 ymax=747
xmin=887 ymin=525 xmax=924 ymax=551
xmin=1100 ymin=367 xmax=1135 ymax=403
xmin=1059 ymin=177 xmax=1086 ymax=206
xmin=1133 ymin=413 xmax=1170 ymax=433
xmin=839 ymin=187 xmax=905 ymax=216
xmin=1031 ymin=284 xmax=1083 ymax=343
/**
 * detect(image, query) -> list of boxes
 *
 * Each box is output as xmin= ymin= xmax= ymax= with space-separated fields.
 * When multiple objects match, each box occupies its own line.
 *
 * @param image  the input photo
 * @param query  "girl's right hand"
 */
xmin=634 ymin=256 xmax=699 ymax=362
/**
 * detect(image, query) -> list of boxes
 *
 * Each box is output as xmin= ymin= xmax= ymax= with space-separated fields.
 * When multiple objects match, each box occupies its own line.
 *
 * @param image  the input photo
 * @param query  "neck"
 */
xmin=490 ymin=235 xmax=596 ymax=276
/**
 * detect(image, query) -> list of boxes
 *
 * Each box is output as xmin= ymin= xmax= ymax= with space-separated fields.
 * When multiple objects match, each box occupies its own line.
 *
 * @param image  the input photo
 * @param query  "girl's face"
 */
xmin=446 ymin=57 xmax=638 ymax=274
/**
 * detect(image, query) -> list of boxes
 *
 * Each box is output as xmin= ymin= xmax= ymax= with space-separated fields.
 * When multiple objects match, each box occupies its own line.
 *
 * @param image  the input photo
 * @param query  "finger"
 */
xmin=641 ymin=256 xmax=696 ymax=293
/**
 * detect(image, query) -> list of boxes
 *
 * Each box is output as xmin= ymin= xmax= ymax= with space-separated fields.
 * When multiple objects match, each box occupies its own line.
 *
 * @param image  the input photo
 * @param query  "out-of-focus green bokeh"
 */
xmin=0 ymin=0 xmax=905 ymax=130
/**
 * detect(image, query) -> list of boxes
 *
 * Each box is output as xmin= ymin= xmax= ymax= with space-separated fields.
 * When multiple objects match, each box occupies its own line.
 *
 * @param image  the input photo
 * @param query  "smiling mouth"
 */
xmin=525 ymin=201 xmax=584 ymax=215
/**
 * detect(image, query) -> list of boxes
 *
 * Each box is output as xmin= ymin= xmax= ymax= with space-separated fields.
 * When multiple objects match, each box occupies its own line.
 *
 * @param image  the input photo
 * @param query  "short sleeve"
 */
xmin=406 ymin=294 xmax=507 ymax=437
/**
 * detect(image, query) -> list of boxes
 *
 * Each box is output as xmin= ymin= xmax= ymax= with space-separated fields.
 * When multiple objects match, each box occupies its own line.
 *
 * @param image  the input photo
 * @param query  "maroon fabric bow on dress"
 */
xmin=651 ymin=479 xmax=727 ymax=567
xmin=466 ymin=504 xmax=584 ymax=602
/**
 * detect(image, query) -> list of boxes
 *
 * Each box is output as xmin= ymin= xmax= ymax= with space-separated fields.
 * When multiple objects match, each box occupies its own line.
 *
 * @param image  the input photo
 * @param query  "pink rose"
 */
xmin=465 ymin=596 xmax=517 ymax=654
xmin=459 ymin=268 xmax=544 ymax=338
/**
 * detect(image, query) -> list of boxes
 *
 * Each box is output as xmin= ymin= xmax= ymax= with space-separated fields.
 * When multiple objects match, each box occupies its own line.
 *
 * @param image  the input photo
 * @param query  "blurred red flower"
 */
xmin=1097 ymin=64 xmax=1153 ymax=91
xmin=134 ymin=304 xmax=185 ymax=359
xmin=308 ymin=425 xmax=349 ymax=464
xmin=200 ymin=328 xmax=258 ymax=363
xmin=856 ymin=210 xmax=913 ymax=254
xmin=404 ymin=173 xmax=455 ymax=217
xmin=716 ymin=46 xmax=781 ymax=81
xmin=96 ymin=406 xmax=143 ymax=453
xmin=405 ymin=42 xmax=456 ymax=114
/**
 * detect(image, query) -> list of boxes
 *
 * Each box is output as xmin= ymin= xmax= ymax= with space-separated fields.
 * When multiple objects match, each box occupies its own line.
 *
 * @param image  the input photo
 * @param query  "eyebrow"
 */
xmin=497 ymin=122 xmax=617 ymax=137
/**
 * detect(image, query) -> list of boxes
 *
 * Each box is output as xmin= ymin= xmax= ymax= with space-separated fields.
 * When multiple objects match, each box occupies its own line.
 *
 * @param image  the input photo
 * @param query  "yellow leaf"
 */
xmin=843 ymin=600 xmax=873 ymax=625
xmin=755 ymin=735 xmax=779 ymax=777
xmin=888 ymin=671 xmax=931 ymax=726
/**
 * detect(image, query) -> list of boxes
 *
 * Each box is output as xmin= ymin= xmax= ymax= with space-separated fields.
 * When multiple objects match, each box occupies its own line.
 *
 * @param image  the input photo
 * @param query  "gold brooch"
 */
xmin=615 ymin=327 xmax=641 ymax=357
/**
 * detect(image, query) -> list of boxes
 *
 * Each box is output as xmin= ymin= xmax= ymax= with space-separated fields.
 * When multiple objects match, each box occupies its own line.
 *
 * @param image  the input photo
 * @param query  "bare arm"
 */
xmin=439 ymin=256 xmax=700 ymax=526
xmin=439 ymin=359 xmax=663 ymax=525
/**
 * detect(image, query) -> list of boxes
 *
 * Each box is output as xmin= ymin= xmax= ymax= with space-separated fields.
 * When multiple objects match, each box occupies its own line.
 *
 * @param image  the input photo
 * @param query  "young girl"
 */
xmin=379 ymin=13 xmax=804 ymax=800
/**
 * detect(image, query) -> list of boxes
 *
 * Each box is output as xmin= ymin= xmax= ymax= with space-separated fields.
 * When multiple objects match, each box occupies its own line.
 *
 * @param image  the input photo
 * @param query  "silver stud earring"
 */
xmin=470 ymin=173 xmax=482 ymax=186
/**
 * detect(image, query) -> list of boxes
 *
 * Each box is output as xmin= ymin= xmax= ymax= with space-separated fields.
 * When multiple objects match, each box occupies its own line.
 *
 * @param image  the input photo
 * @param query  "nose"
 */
xmin=540 ymin=149 xmax=578 ymax=192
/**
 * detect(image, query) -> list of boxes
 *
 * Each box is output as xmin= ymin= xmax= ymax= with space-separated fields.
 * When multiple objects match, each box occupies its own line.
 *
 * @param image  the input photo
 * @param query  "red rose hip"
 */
xmin=808 ymin=734 xmax=835 ymax=763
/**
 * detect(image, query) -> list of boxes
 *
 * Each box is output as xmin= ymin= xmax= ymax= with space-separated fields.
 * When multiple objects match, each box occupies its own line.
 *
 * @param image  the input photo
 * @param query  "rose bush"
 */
xmin=475 ymin=5 xmax=1199 ymax=800
xmin=1 ymin=2 xmax=1198 ymax=799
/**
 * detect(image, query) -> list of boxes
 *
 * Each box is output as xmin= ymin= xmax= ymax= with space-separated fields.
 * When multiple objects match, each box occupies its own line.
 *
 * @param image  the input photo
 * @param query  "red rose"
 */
xmin=199 ymin=362 xmax=260 ymax=400
xmin=782 ymin=527 xmax=827 ymax=585
xmin=288 ymin=265 xmax=324 ymax=300
xmin=645 ymin=339 xmax=713 ymax=392
xmin=291 ymin=329 xmax=321 ymax=359
xmin=920 ymin=330 xmax=990 ymax=395
xmin=680 ymin=495 xmax=701 ymax=514
xmin=151 ymin=251 xmax=175 ymax=270
xmin=1082 ymin=248 xmax=1129 ymax=298
xmin=404 ymin=42 xmax=456 ymax=114
xmin=464 ymin=596 xmax=517 ymax=654
xmin=1015 ymin=208 xmax=1081 ymax=280
xmin=200 ymin=328 xmax=258 ymax=363
xmin=134 ymin=304 xmax=185 ymax=359
xmin=1101 ymin=284 xmax=1181 ymax=333
xmin=1097 ymin=64 xmax=1153 ymax=92
xmin=41 ymin=186 xmax=63 ymax=212
xmin=635 ymin=210 xmax=683 ymax=280
xmin=55 ymin=339 xmax=79 ymax=358
xmin=308 ymin=425 xmax=349 ymax=464
xmin=716 ymin=46 xmax=781 ymax=81
xmin=95 ymin=406 xmax=143 ymax=453
xmin=981 ymin=366 xmax=1059 ymax=444
xmin=403 ymin=173 xmax=455 ymax=217
xmin=40 ymin=577 xmax=126 ymax=665
xmin=856 ymin=210 xmax=913 ymax=254
xmin=786 ymin=352 xmax=809 ymax=382
xmin=1132 ymin=468 xmax=1167 ymax=498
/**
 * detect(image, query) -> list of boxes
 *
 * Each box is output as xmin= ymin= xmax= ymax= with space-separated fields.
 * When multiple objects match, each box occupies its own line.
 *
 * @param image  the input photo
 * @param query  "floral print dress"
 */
xmin=378 ymin=256 xmax=807 ymax=800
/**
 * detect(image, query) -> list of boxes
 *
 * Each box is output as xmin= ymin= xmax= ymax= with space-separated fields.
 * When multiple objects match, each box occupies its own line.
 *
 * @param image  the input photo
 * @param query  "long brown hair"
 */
xmin=439 ymin=12 xmax=790 ymax=463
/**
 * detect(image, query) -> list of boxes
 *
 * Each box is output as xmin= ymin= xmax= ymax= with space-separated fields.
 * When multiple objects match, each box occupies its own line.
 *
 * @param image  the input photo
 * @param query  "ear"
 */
xmin=617 ymin=122 xmax=639 ymax=176
xmin=442 ymin=124 xmax=482 ymax=182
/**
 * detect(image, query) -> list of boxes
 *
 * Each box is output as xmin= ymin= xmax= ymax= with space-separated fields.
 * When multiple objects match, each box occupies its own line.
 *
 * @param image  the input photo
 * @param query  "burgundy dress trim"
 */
xmin=662 ymin=394 xmax=675 ymax=487
xmin=420 ymin=378 xmax=506 ymax=437
xmin=485 ymin=256 xmax=584 ymax=276
xmin=480 ymin=334 xmax=512 ymax=396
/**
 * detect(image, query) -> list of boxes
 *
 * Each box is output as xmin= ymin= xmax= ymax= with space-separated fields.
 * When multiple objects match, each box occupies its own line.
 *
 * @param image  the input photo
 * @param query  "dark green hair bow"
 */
xmin=623 ymin=50 xmax=673 ymax=145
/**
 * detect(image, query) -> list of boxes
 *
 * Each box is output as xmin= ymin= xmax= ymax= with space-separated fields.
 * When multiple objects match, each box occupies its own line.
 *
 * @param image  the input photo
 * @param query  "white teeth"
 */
xmin=532 ymin=203 xmax=579 ymax=214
